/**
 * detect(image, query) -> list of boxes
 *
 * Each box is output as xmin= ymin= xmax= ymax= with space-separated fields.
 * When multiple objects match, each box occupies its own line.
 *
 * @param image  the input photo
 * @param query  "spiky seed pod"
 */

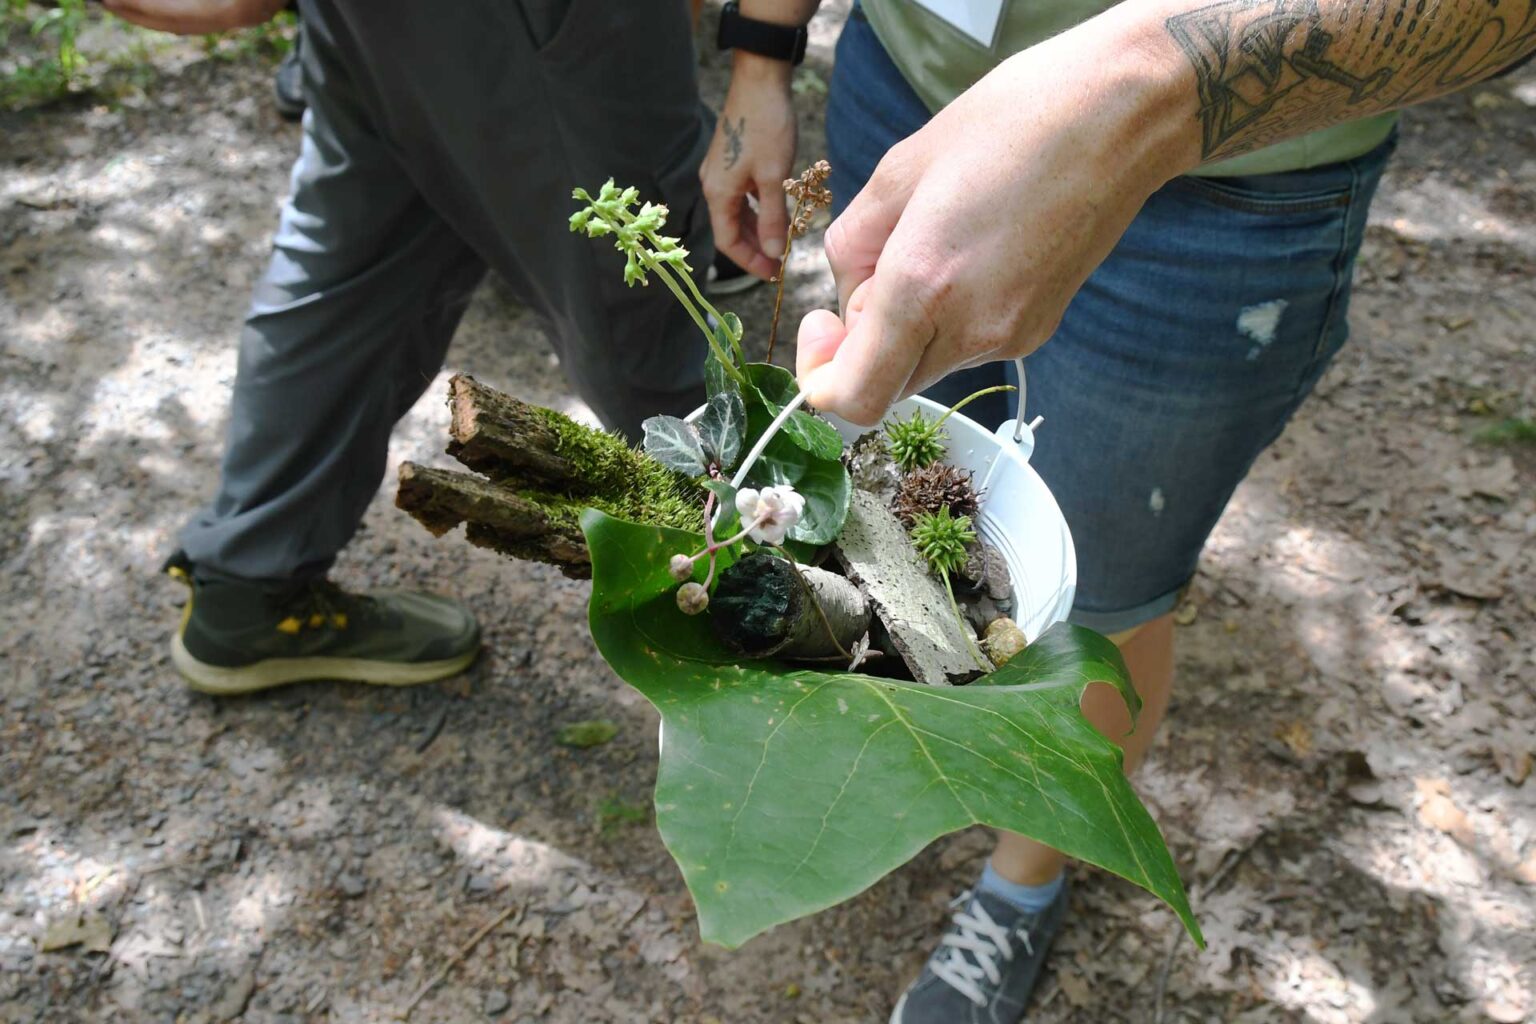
xmin=909 ymin=506 xmax=976 ymax=577
xmin=884 ymin=408 xmax=947 ymax=473
xmin=893 ymin=462 xmax=981 ymax=527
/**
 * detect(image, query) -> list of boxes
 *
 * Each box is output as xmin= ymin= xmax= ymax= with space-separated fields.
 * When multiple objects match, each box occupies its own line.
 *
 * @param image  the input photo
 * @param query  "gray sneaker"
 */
xmin=890 ymin=882 xmax=1069 ymax=1024
xmin=165 ymin=552 xmax=479 ymax=695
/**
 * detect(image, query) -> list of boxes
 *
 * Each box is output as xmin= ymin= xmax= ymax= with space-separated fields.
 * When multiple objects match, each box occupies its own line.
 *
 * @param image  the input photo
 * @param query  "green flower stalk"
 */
xmin=571 ymin=180 xmax=746 ymax=387
xmin=910 ymin=506 xmax=991 ymax=670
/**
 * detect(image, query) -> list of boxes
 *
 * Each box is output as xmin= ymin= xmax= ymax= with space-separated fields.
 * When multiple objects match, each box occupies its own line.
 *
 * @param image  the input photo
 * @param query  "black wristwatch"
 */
xmin=717 ymin=1 xmax=809 ymax=66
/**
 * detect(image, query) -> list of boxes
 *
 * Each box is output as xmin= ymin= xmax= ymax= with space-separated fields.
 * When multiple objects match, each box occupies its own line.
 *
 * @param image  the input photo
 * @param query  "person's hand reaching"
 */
xmin=102 ymin=0 xmax=286 ymax=36
xmin=796 ymin=24 xmax=1197 ymax=426
xmin=700 ymin=52 xmax=799 ymax=282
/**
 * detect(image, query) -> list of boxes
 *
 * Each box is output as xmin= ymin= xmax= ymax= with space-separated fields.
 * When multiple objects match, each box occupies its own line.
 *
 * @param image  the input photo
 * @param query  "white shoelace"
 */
xmin=929 ymin=894 xmax=1036 ymax=1007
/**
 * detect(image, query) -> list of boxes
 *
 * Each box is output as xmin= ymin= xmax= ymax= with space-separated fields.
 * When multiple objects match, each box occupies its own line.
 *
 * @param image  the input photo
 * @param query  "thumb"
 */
xmin=797 ymin=277 xmax=872 ymax=386
xmin=757 ymin=183 xmax=789 ymax=261
xmin=799 ymin=275 xmax=929 ymax=427
xmin=796 ymin=308 xmax=847 ymax=390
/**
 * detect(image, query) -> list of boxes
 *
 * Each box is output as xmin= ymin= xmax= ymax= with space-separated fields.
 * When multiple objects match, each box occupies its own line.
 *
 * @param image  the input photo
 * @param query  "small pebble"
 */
xmin=484 ymin=990 xmax=511 ymax=1016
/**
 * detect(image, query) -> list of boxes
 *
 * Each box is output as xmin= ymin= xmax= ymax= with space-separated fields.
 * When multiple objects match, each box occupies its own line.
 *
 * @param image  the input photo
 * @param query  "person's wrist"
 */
xmin=1066 ymin=0 xmax=1204 ymax=182
xmin=731 ymin=49 xmax=796 ymax=88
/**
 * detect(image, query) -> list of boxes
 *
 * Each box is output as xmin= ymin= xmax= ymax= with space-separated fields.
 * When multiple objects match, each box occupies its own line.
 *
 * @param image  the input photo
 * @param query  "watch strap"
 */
xmin=717 ymin=1 xmax=809 ymax=65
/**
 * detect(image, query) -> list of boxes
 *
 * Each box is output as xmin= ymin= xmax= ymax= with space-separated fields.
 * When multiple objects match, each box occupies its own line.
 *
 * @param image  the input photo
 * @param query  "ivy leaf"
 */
xmin=745 ymin=363 xmax=844 ymax=461
xmin=580 ymin=511 xmax=1203 ymax=951
xmin=743 ymin=430 xmax=850 ymax=545
xmin=642 ymin=415 xmax=708 ymax=478
xmin=696 ymin=392 xmax=747 ymax=471
xmin=704 ymin=347 xmax=734 ymax=400
xmin=740 ymin=396 xmax=850 ymax=545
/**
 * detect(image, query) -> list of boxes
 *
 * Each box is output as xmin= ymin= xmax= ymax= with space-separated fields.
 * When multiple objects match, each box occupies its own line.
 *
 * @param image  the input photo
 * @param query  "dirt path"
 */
xmin=2 ymin=8 xmax=1533 ymax=1023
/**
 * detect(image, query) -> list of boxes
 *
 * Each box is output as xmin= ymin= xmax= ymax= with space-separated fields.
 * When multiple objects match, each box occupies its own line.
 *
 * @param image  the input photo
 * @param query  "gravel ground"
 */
xmin=2 ymin=6 xmax=1534 ymax=1023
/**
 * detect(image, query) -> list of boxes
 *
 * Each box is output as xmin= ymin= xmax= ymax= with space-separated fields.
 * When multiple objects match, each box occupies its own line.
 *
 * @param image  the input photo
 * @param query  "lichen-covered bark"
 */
xmin=833 ymin=490 xmax=986 ymax=685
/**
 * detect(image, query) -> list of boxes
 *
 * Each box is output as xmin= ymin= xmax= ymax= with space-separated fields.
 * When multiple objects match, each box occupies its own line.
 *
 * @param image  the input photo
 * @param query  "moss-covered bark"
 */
xmin=396 ymin=376 xmax=703 ymax=577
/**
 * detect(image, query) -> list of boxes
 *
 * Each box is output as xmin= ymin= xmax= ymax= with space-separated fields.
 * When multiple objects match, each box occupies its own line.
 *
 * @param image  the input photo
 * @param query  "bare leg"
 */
xmin=990 ymin=613 xmax=1176 ymax=885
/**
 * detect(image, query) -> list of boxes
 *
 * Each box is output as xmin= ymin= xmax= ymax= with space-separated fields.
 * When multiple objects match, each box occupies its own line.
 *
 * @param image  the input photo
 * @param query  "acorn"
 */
xmin=982 ymin=617 xmax=1028 ymax=667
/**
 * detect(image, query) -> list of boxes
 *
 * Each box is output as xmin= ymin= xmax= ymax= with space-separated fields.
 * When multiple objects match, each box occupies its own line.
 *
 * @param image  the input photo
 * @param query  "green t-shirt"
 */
xmin=860 ymin=0 xmax=1397 ymax=176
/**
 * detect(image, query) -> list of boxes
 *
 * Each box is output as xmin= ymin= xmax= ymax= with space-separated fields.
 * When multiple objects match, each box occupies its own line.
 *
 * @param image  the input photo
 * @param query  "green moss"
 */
xmin=513 ymin=474 xmax=700 ymax=535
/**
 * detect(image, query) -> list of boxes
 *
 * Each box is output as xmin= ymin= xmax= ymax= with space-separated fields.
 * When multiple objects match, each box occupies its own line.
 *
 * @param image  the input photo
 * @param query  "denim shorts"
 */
xmin=826 ymin=8 xmax=1395 ymax=633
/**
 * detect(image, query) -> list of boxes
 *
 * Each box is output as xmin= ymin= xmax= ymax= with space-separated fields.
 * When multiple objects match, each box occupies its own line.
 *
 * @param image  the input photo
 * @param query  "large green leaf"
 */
xmin=581 ymin=511 xmax=1202 ymax=950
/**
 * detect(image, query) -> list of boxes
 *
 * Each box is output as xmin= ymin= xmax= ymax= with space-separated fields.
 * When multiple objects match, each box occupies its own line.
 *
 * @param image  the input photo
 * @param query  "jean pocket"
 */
xmin=1169 ymin=174 xmax=1353 ymax=216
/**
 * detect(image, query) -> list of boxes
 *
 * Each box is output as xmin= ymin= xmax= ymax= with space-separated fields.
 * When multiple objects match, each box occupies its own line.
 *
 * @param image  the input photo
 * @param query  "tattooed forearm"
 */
xmin=722 ymin=116 xmax=746 ymax=171
xmin=1166 ymin=0 xmax=1536 ymax=160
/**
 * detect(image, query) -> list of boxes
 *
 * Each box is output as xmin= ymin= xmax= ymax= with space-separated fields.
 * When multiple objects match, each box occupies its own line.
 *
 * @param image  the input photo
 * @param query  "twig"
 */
xmin=765 ymin=202 xmax=800 ymax=365
xmin=398 ymin=902 xmax=522 ymax=1019
xmin=1152 ymin=836 xmax=1262 ymax=1024
xmin=413 ymin=703 xmax=449 ymax=754
xmin=1151 ymin=925 xmax=1184 ymax=1024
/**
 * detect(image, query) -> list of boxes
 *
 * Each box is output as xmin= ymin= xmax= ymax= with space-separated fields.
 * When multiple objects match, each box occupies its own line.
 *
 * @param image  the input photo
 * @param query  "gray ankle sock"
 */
xmin=978 ymin=861 xmax=1064 ymax=914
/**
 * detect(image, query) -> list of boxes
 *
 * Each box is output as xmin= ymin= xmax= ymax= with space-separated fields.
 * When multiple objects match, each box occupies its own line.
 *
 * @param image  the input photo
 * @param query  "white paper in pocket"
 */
xmin=909 ymin=0 xmax=1006 ymax=47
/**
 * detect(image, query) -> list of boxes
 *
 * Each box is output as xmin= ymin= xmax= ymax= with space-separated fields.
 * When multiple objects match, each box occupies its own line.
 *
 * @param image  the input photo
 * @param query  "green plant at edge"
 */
xmin=597 ymin=795 xmax=650 ymax=837
xmin=570 ymin=180 xmax=746 ymax=388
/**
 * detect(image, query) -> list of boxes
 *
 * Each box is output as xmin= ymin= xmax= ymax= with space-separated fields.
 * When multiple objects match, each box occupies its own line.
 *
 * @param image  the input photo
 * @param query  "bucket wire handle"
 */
xmin=1012 ymin=357 xmax=1027 ymax=444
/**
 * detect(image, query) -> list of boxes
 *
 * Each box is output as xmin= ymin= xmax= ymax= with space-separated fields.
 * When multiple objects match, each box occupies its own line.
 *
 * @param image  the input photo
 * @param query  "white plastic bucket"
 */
xmin=687 ymin=395 xmax=1077 ymax=646
xmin=824 ymin=398 xmax=1076 ymax=645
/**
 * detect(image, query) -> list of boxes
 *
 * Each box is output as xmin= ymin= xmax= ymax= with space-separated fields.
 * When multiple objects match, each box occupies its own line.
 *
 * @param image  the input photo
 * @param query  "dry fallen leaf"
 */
xmin=1277 ymin=721 xmax=1314 ymax=759
xmin=1415 ymin=778 xmax=1475 ymax=846
xmin=1494 ymin=748 xmax=1532 ymax=787
xmin=1056 ymin=972 xmax=1092 ymax=1007
xmin=40 ymin=912 xmax=113 ymax=954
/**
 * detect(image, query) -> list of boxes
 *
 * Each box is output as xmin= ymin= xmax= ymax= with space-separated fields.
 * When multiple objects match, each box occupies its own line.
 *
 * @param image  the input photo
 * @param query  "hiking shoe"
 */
xmin=273 ymin=34 xmax=305 ymax=122
xmin=166 ymin=553 xmax=479 ymax=695
xmin=704 ymin=250 xmax=764 ymax=296
xmin=890 ymin=882 xmax=1070 ymax=1024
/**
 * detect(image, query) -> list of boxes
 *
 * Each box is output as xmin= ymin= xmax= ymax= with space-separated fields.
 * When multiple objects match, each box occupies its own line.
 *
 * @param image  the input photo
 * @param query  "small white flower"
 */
xmin=734 ymin=485 xmax=805 ymax=546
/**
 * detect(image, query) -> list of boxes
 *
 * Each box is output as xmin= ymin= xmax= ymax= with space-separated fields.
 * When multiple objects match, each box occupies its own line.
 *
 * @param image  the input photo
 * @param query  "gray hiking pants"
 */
xmin=180 ymin=0 xmax=712 ymax=581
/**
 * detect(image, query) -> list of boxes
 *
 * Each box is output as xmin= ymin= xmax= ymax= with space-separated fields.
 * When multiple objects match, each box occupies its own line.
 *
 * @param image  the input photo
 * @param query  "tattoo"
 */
xmin=722 ymin=116 xmax=745 ymax=171
xmin=1167 ymin=0 xmax=1536 ymax=159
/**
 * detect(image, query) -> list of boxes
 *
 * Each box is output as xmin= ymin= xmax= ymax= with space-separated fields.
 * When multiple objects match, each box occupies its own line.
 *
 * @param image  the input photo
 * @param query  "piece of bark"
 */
xmin=710 ymin=552 xmax=871 ymax=659
xmin=446 ymin=373 xmax=598 ymax=489
xmin=396 ymin=463 xmax=592 ymax=577
xmin=398 ymin=376 xmax=704 ymax=577
xmin=832 ymin=490 xmax=987 ymax=685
